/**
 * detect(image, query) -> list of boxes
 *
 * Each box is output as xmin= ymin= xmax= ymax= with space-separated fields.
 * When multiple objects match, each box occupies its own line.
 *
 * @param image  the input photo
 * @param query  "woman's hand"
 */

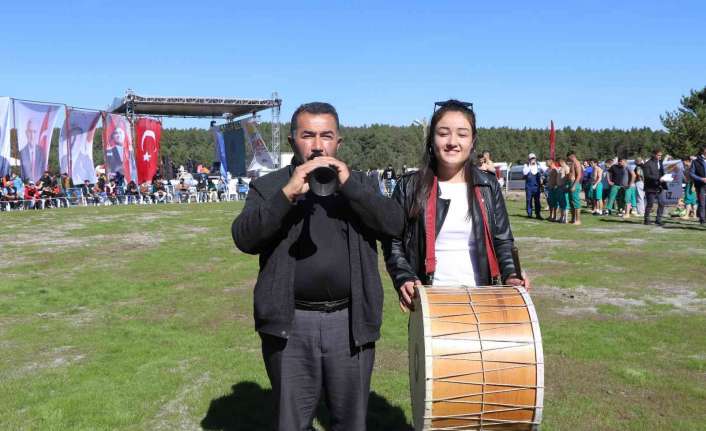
xmin=399 ymin=279 xmax=422 ymax=312
xmin=506 ymin=272 xmax=531 ymax=291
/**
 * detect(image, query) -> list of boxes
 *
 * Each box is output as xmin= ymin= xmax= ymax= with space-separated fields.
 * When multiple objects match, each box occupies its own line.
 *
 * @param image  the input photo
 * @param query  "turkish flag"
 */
xmin=135 ymin=117 xmax=161 ymax=183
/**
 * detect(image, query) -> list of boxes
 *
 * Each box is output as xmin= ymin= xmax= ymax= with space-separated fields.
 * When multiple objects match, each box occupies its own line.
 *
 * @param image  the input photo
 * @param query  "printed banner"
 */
xmin=102 ymin=113 xmax=137 ymax=183
xmin=222 ymin=124 xmax=246 ymax=177
xmin=241 ymin=119 xmax=275 ymax=169
xmin=135 ymin=117 xmax=162 ymax=183
xmin=211 ymin=124 xmax=227 ymax=178
xmin=14 ymin=100 xmax=61 ymax=181
xmin=59 ymin=108 xmax=100 ymax=184
xmin=0 ymin=97 xmax=11 ymax=177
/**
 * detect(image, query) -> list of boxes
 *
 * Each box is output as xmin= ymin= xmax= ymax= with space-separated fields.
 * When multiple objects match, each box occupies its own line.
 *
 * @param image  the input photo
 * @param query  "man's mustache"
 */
xmin=307 ymin=150 xmax=325 ymax=161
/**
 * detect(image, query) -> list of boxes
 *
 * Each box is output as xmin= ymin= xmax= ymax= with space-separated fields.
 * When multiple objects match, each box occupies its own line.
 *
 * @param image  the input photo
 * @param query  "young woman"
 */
xmin=383 ymin=100 xmax=527 ymax=311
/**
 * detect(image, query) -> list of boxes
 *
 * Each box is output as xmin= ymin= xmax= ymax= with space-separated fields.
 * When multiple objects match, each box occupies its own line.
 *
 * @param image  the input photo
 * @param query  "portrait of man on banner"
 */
xmin=15 ymin=101 xmax=61 ymax=182
xmin=102 ymin=113 xmax=137 ymax=182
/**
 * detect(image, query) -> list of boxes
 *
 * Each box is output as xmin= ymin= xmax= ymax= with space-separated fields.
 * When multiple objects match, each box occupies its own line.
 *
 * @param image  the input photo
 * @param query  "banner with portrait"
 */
xmin=102 ymin=113 xmax=137 ymax=183
xmin=13 ymin=100 xmax=61 ymax=181
xmin=59 ymin=108 xmax=100 ymax=184
xmin=0 ymin=97 xmax=11 ymax=177
xmin=241 ymin=119 xmax=275 ymax=169
xmin=134 ymin=117 xmax=162 ymax=183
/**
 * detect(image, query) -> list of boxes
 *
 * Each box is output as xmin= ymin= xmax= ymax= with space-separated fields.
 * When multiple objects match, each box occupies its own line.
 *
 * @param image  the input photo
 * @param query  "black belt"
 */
xmin=295 ymin=298 xmax=350 ymax=312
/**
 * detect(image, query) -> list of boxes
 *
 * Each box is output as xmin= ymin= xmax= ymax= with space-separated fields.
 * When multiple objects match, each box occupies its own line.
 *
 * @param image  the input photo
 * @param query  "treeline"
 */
xmin=44 ymin=123 xmax=666 ymax=173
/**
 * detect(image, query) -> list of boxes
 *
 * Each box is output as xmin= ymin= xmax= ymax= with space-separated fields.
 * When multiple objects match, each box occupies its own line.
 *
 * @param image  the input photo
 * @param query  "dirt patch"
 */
xmin=150 ymin=372 xmax=210 ymax=431
xmin=15 ymin=345 xmax=86 ymax=377
xmin=535 ymin=284 xmax=705 ymax=317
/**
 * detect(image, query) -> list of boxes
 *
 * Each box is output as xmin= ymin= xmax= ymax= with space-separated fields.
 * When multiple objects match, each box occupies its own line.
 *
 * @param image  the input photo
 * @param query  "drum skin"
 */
xmin=409 ymin=286 xmax=544 ymax=431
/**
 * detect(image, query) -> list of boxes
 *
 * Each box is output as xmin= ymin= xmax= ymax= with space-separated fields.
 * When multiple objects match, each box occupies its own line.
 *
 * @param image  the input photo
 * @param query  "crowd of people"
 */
xmin=521 ymin=146 xmax=706 ymax=226
xmin=0 ymin=167 xmax=251 ymax=211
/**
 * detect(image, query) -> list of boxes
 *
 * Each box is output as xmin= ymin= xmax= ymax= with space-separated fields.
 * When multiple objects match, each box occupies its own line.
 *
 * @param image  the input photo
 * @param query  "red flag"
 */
xmin=549 ymin=120 xmax=556 ymax=161
xmin=135 ymin=117 xmax=161 ymax=183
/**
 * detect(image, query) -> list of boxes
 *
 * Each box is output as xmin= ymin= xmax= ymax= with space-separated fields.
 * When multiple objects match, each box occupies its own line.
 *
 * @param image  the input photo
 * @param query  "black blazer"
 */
xmin=642 ymin=158 xmax=665 ymax=192
xmin=232 ymin=165 xmax=404 ymax=346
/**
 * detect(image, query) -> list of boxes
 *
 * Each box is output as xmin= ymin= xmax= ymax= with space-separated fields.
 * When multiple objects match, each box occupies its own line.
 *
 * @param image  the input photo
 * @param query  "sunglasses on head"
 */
xmin=434 ymin=99 xmax=474 ymax=113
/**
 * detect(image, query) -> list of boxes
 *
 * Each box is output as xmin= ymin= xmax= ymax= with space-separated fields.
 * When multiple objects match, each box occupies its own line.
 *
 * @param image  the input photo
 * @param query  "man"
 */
xmin=590 ymin=160 xmax=604 ymax=215
xmin=582 ymin=160 xmax=593 ymax=209
xmin=381 ymin=164 xmax=396 ymax=195
xmin=643 ymin=148 xmax=667 ymax=226
xmin=606 ymin=158 xmax=629 ymax=215
xmin=567 ymin=151 xmax=583 ymax=224
xmin=232 ymin=102 xmax=403 ymax=430
xmin=689 ymin=145 xmax=706 ymax=225
xmin=522 ymin=153 xmax=543 ymax=219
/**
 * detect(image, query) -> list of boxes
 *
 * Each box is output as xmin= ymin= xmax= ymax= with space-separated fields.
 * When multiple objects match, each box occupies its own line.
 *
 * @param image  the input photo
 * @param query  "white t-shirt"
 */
xmin=432 ymin=182 xmax=478 ymax=287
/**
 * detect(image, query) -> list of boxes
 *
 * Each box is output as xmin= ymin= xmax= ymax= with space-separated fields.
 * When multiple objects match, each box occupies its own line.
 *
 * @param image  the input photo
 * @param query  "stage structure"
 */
xmin=109 ymin=90 xmax=283 ymax=167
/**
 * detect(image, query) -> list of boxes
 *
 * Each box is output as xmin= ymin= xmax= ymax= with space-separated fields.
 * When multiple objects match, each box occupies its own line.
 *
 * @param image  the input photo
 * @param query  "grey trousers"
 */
xmin=644 ymin=190 xmax=666 ymax=223
xmin=260 ymin=308 xmax=375 ymax=431
xmin=697 ymin=186 xmax=706 ymax=223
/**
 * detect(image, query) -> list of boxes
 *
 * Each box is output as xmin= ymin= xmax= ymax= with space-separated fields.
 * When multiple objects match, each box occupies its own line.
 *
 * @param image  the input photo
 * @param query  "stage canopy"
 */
xmin=109 ymin=91 xmax=281 ymax=119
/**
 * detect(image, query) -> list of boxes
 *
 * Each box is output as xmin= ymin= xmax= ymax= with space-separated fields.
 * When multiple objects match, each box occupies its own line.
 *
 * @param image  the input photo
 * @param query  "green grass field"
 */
xmin=1 ymin=196 xmax=705 ymax=430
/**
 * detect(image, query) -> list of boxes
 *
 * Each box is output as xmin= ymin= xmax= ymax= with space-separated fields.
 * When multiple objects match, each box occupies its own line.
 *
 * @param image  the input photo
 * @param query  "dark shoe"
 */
xmin=536 ymin=215 xmax=544 ymax=220
xmin=644 ymin=220 xmax=652 ymax=225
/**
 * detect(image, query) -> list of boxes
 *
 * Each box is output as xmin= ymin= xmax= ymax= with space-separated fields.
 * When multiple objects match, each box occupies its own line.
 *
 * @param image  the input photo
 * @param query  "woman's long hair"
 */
xmin=410 ymin=100 xmax=478 ymax=219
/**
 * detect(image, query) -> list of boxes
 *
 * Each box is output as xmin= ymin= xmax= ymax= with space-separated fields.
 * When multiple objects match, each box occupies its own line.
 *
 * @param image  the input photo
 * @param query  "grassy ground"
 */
xmin=0 ymin=196 xmax=704 ymax=430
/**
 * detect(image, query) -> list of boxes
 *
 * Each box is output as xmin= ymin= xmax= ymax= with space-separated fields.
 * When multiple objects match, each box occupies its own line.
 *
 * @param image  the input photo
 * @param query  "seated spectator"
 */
xmin=40 ymin=181 xmax=55 ymax=208
xmin=7 ymin=184 xmax=20 ymax=209
xmin=80 ymin=180 xmax=97 ymax=205
xmin=125 ymin=181 xmax=139 ymax=204
xmin=24 ymin=181 xmax=40 ymax=209
xmin=140 ymin=182 xmax=153 ymax=203
xmin=52 ymin=181 xmax=68 ymax=208
xmin=93 ymin=180 xmax=106 ymax=205
xmin=38 ymin=171 xmax=52 ymax=189
xmin=176 ymin=178 xmax=190 ymax=203
xmin=106 ymin=179 xmax=118 ymax=205
xmin=152 ymin=180 xmax=167 ymax=203
xmin=208 ymin=178 xmax=219 ymax=202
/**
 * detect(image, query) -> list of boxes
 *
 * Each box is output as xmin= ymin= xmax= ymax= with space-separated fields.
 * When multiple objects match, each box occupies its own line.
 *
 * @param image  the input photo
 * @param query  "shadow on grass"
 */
xmin=599 ymin=217 xmax=706 ymax=230
xmin=200 ymin=381 xmax=412 ymax=431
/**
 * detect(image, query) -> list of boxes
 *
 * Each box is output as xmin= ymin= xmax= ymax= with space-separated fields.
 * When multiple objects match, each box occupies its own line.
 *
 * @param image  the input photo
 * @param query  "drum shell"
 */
xmin=409 ymin=286 xmax=544 ymax=431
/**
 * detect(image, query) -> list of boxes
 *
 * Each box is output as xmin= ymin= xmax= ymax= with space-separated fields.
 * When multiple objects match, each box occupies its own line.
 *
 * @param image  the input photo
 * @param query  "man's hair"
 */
xmin=652 ymin=147 xmax=662 ymax=155
xmin=290 ymin=102 xmax=339 ymax=136
xmin=567 ymin=150 xmax=576 ymax=158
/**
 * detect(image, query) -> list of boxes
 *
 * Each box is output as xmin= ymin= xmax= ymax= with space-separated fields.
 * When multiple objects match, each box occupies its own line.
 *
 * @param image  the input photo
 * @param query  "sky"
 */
xmin=2 ymin=0 xmax=705 ymax=130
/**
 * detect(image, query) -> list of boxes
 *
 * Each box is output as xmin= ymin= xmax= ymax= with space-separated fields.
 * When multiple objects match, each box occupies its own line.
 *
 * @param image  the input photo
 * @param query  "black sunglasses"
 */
xmin=434 ymin=99 xmax=474 ymax=112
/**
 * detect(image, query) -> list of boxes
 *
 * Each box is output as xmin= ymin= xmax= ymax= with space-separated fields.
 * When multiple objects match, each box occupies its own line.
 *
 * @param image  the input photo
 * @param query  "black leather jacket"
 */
xmin=383 ymin=166 xmax=517 ymax=290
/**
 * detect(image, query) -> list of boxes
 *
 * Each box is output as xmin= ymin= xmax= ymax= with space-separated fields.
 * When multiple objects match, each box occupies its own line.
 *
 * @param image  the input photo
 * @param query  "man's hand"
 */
xmin=506 ymin=271 xmax=531 ymax=291
xmin=281 ymin=158 xmax=331 ymax=201
xmin=399 ymin=279 xmax=422 ymax=312
xmin=315 ymin=156 xmax=350 ymax=185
